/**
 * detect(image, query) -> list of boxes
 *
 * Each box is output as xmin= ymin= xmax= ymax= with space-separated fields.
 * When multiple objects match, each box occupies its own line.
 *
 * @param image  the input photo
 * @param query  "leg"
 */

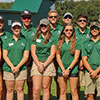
xmin=0 ymin=73 xmax=2 ymax=100
xmin=42 ymin=76 xmax=52 ymax=100
xmin=16 ymin=80 xmax=25 ymax=100
xmin=2 ymin=80 xmax=6 ymax=100
xmin=32 ymin=76 xmax=42 ymax=100
xmin=86 ymin=94 xmax=94 ymax=100
xmin=5 ymin=80 xmax=15 ymax=100
xmin=69 ymin=77 xmax=79 ymax=100
xmin=27 ymin=81 xmax=33 ymax=100
xmin=58 ymin=76 xmax=67 ymax=100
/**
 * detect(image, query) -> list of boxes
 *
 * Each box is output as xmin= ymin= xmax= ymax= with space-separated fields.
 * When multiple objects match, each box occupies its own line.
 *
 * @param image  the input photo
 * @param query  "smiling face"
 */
xmin=77 ymin=17 xmax=87 ymax=28
xmin=90 ymin=26 xmax=100 ymax=37
xmin=64 ymin=25 xmax=73 ymax=38
xmin=21 ymin=15 xmax=32 ymax=26
xmin=40 ymin=24 xmax=49 ymax=33
xmin=48 ymin=12 xmax=58 ymax=24
xmin=63 ymin=15 xmax=72 ymax=24
xmin=12 ymin=25 xmax=21 ymax=36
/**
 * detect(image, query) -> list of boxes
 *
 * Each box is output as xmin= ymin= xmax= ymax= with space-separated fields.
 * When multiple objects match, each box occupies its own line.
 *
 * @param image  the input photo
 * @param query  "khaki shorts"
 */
xmin=85 ymin=72 xmax=100 ymax=96
xmin=27 ymin=66 xmax=32 ymax=82
xmin=3 ymin=70 xmax=27 ymax=81
xmin=31 ymin=61 xmax=56 ymax=77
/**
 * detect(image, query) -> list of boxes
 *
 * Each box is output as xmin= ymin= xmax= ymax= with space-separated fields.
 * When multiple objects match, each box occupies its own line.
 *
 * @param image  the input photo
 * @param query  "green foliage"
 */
xmin=55 ymin=0 xmax=100 ymax=26
xmin=0 ymin=2 xmax=13 ymax=9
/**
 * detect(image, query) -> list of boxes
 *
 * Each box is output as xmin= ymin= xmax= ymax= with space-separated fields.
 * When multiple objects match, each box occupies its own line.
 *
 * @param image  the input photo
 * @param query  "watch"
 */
xmin=67 ymin=67 xmax=71 ymax=71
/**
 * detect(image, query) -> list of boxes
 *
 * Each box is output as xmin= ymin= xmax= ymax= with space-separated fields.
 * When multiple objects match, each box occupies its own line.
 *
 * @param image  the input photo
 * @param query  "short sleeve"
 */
xmin=81 ymin=42 xmax=87 ymax=57
xmin=3 ymin=40 xmax=8 ymax=50
xmin=25 ymin=41 xmax=30 ymax=50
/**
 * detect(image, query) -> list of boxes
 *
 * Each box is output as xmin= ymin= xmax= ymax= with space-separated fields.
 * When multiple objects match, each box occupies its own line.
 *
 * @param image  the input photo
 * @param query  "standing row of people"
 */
xmin=0 ymin=9 xmax=100 ymax=100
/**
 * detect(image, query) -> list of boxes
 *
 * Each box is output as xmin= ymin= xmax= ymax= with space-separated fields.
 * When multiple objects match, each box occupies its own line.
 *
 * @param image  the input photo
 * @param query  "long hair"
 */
xmin=33 ymin=25 xmax=52 ymax=45
xmin=57 ymin=23 xmax=76 ymax=55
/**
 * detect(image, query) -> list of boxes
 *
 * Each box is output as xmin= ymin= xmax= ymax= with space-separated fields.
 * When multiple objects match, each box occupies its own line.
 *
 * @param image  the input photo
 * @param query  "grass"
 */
xmin=13 ymin=78 xmax=100 ymax=100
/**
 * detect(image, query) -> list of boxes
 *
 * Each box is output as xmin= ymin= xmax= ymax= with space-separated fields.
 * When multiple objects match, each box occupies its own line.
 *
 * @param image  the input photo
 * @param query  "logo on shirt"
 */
xmin=9 ymin=43 xmax=14 ymax=46
xmin=49 ymin=39 xmax=52 ymax=42
xmin=88 ymin=44 xmax=91 ymax=47
xmin=4 ymin=36 xmax=8 ymax=39
xmin=86 ymin=34 xmax=90 ymax=38
xmin=31 ymin=32 xmax=35 ymax=36
xmin=57 ymin=30 xmax=61 ymax=35
xmin=20 ymin=42 xmax=25 ymax=46
xmin=36 ymin=39 xmax=41 ymax=43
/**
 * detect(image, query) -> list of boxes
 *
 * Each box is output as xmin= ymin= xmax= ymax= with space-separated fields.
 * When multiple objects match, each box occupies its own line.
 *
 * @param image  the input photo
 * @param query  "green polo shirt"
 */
xmin=58 ymin=40 xmax=80 ymax=74
xmin=50 ymin=24 xmax=63 ymax=44
xmin=21 ymin=25 xmax=36 ymax=50
xmin=3 ymin=35 xmax=29 ymax=72
xmin=82 ymin=38 xmax=100 ymax=72
xmin=32 ymin=34 xmax=56 ymax=61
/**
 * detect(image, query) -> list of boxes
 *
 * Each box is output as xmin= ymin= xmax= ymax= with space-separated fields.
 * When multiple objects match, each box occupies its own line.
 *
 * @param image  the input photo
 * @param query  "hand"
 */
xmin=90 ymin=70 xmax=98 ymax=79
xmin=38 ymin=64 xmax=44 ymax=74
xmin=14 ymin=67 xmax=20 ymax=73
xmin=63 ymin=69 xmax=70 ymax=77
xmin=11 ymin=67 xmax=16 ymax=73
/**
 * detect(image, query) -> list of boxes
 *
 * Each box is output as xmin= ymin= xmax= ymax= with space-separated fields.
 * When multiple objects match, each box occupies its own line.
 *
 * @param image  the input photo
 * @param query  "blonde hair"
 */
xmin=48 ymin=10 xmax=58 ymax=16
xmin=57 ymin=23 xmax=76 ymax=55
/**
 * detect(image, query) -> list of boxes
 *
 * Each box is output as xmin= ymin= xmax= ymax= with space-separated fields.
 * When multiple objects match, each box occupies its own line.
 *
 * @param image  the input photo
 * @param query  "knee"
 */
xmin=7 ymin=88 xmax=14 ymax=93
xmin=16 ymin=88 xmax=23 ymax=93
xmin=60 ymin=88 xmax=66 ymax=95
xmin=43 ymin=85 xmax=49 ymax=92
xmin=33 ymin=87 xmax=41 ymax=95
xmin=86 ymin=94 xmax=94 ymax=99
xmin=70 ymin=88 xmax=78 ymax=96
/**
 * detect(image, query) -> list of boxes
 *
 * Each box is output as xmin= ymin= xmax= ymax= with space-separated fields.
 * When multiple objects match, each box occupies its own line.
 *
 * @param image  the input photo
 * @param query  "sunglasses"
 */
xmin=65 ymin=29 xmax=73 ymax=32
xmin=49 ymin=16 xmax=57 ymax=19
xmin=22 ymin=16 xmax=31 ymax=20
xmin=40 ymin=24 xmax=47 ymax=28
xmin=78 ymin=20 xmax=87 ymax=22
xmin=90 ymin=26 xmax=99 ymax=30
xmin=64 ymin=15 xmax=72 ymax=19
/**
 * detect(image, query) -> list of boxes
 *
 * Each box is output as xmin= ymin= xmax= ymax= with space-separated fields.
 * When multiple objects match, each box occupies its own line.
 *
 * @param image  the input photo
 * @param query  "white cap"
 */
xmin=11 ymin=22 xmax=22 ymax=28
xmin=63 ymin=12 xmax=73 ymax=18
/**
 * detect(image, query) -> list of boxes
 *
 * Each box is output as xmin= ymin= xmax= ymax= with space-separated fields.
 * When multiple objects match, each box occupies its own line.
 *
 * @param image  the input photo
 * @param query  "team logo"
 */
xmin=31 ymin=32 xmax=35 ymax=36
xmin=20 ymin=42 xmax=25 ymax=46
xmin=36 ymin=39 xmax=41 ymax=43
xmin=4 ymin=36 xmax=8 ymax=39
xmin=88 ymin=44 xmax=91 ymax=47
xmin=57 ymin=30 xmax=61 ymax=34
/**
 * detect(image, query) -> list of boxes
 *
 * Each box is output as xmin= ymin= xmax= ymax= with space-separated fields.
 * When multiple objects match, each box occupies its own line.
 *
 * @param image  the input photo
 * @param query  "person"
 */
xmin=48 ymin=10 xmax=63 ymax=100
xmin=62 ymin=12 xmax=73 ymax=25
xmin=56 ymin=23 xmax=80 ymax=100
xmin=31 ymin=18 xmax=56 ymax=100
xmin=82 ymin=21 xmax=100 ymax=100
xmin=75 ymin=14 xmax=90 ymax=87
xmin=21 ymin=9 xmax=36 ymax=100
xmin=0 ymin=15 xmax=12 ymax=100
xmin=3 ymin=21 xmax=29 ymax=100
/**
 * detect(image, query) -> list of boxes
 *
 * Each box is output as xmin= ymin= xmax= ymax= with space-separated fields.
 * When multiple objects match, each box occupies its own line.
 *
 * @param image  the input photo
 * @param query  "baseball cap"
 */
xmin=11 ymin=21 xmax=22 ymax=28
xmin=21 ymin=9 xmax=32 ymax=17
xmin=90 ymin=21 xmax=100 ymax=28
xmin=40 ymin=18 xmax=49 ymax=26
xmin=63 ymin=12 xmax=73 ymax=18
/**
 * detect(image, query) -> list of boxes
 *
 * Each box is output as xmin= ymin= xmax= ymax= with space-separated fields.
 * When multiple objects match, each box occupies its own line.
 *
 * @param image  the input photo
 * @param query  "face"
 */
xmin=90 ymin=26 xmax=100 ymax=37
xmin=48 ymin=12 xmax=58 ymax=24
xmin=77 ymin=17 xmax=87 ymax=28
xmin=21 ymin=15 xmax=32 ymax=26
xmin=0 ymin=20 xmax=4 ymax=30
xmin=63 ymin=15 xmax=72 ymax=24
xmin=64 ymin=25 xmax=73 ymax=38
xmin=40 ymin=24 xmax=48 ymax=33
xmin=12 ymin=25 xmax=21 ymax=35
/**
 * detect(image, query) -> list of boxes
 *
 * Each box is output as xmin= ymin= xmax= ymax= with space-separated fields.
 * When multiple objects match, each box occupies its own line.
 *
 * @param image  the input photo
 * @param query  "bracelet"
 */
xmin=67 ymin=67 xmax=71 ymax=71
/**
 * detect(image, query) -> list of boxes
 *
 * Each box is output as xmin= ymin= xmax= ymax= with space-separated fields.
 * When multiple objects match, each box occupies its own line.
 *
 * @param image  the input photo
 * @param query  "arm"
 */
xmin=0 ymin=46 xmax=1 ymax=61
xmin=43 ymin=45 xmax=56 ymax=68
xmin=3 ymin=49 xmax=15 ymax=73
xmin=15 ymin=50 xmax=29 ymax=72
xmin=56 ymin=50 xmax=66 ymax=73
xmin=31 ymin=44 xmax=44 ymax=73
xmin=82 ymin=56 xmax=93 ymax=73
